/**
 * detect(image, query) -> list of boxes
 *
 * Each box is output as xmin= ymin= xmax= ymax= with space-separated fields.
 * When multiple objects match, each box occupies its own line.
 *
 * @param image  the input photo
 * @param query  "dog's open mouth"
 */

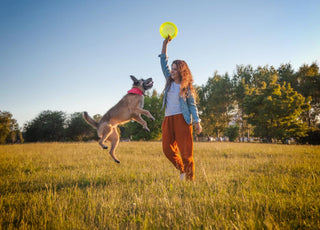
xmin=143 ymin=78 xmax=154 ymax=90
xmin=145 ymin=81 xmax=153 ymax=87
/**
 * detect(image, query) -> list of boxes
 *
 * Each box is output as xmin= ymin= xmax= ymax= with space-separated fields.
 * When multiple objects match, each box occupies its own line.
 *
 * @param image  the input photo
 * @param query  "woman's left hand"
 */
xmin=194 ymin=123 xmax=202 ymax=135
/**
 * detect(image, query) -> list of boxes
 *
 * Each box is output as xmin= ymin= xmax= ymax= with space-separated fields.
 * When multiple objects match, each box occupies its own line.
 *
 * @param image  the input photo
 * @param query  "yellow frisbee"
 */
xmin=159 ymin=22 xmax=178 ymax=39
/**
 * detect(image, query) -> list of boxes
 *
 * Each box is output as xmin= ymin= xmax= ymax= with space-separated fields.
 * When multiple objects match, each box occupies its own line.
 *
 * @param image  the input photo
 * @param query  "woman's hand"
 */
xmin=161 ymin=35 xmax=172 ymax=54
xmin=194 ymin=123 xmax=202 ymax=135
xmin=163 ymin=35 xmax=172 ymax=45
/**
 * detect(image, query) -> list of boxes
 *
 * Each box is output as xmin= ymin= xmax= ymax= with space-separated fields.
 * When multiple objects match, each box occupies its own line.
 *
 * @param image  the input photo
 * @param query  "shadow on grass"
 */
xmin=2 ymin=176 xmax=113 ymax=194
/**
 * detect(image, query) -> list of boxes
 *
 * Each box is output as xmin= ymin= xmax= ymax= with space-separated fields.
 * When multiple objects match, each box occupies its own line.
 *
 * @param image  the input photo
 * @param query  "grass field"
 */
xmin=1 ymin=142 xmax=320 ymax=229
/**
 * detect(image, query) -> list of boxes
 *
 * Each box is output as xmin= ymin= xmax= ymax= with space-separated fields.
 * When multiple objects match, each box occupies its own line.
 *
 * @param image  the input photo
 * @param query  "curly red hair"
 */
xmin=172 ymin=60 xmax=196 ymax=100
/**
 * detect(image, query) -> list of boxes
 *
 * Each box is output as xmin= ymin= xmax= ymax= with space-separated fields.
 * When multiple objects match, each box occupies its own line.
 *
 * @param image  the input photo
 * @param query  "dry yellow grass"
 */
xmin=1 ymin=142 xmax=320 ymax=229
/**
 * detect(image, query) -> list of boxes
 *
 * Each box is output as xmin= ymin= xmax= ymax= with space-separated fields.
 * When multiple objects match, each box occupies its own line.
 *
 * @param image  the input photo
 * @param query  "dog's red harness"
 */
xmin=127 ymin=88 xmax=143 ymax=95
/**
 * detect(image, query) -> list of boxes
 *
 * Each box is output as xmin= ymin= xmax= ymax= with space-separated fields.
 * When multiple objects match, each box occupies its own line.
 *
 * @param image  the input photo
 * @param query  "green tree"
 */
xmin=232 ymin=65 xmax=255 ymax=141
xmin=295 ymin=63 xmax=320 ymax=128
xmin=0 ymin=111 xmax=23 ymax=144
xmin=0 ymin=111 xmax=12 ymax=144
xmin=278 ymin=63 xmax=297 ymax=88
xmin=224 ymin=125 xmax=240 ymax=142
xmin=66 ymin=112 xmax=97 ymax=141
xmin=23 ymin=110 xmax=66 ymax=142
xmin=198 ymin=72 xmax=233 ymax=137
xmin=244 ymin=72 xmax=310 ymax=142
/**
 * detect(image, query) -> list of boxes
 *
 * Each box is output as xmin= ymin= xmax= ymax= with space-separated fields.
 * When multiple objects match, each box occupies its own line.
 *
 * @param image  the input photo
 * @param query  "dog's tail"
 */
xmin=83 ymin=112 xmax=98 ymax=129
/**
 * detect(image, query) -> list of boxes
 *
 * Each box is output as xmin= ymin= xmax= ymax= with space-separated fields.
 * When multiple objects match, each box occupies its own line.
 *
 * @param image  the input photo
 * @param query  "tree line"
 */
xmin=1 ymin=62 xmax=319 ymax=144
xmin=0 ymin=90 xmax=164 ymax=144
xmin=198 ymin=62 xmax=320 ymax=144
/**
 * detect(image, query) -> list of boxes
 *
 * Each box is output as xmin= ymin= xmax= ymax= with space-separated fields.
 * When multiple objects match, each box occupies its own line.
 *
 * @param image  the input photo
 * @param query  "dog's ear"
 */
xmin=130 ymin=75 xmax=139 ymax=85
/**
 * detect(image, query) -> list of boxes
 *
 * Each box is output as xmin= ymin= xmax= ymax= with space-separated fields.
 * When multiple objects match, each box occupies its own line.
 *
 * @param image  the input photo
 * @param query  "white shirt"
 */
xmin=165 ymin=82 xmax=182 ymax=116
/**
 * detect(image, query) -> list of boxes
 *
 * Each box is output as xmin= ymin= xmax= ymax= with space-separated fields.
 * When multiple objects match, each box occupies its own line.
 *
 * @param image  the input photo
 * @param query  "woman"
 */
xmin=158 ymin=36 xmax=202 ymax=181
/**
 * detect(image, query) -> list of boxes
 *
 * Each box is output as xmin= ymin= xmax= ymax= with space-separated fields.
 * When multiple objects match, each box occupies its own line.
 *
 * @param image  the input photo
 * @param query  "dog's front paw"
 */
xmin=150 ymin=115 xmax=155 ymax=121
xmin=144 ymin=127 xmax=150 ymax=132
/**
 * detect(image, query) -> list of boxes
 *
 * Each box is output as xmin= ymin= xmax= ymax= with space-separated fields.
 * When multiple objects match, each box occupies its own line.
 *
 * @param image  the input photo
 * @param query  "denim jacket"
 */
xmin=158 ymin=53 xmax=201 ymax=125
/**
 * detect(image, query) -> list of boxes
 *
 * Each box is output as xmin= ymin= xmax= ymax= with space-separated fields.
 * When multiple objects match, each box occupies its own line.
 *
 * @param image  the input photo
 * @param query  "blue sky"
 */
xmin=1 ymin=0 xmax=319 ymax=128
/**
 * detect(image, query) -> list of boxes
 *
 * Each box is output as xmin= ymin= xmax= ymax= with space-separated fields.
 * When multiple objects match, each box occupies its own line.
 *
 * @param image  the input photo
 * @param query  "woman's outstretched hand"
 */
xmin=163 ymin=35 xmax=172 ymax=45
xmin=161 ymin=35 xmax=172 ymax=54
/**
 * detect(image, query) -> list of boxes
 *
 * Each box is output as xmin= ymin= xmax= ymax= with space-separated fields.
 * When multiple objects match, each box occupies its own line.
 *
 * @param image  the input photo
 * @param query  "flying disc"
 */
xmin=159 ymin=22 xmax=178 ymax=39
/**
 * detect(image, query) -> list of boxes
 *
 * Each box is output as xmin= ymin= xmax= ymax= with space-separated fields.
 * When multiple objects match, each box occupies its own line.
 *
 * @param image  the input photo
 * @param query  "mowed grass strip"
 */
xmin=1 ymin=142 xmax=320 ymax=229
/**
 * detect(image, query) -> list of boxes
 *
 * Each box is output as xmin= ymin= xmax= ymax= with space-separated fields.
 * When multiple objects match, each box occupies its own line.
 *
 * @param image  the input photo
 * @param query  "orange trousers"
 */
xmin=162 ymin=114 xmax=195 ymax=181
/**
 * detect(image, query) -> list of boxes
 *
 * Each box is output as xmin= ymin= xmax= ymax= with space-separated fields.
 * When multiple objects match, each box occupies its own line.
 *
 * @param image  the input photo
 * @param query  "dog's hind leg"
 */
xmin=98 ymin=123 xmax=113 ymax=149
xmin=107 ymin=128 xmax=120 ymax=163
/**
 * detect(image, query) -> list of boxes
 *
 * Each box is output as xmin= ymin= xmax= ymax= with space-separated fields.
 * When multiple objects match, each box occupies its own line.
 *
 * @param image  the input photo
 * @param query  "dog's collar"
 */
xmin=127 ymin=87 xmax=144 ymax=95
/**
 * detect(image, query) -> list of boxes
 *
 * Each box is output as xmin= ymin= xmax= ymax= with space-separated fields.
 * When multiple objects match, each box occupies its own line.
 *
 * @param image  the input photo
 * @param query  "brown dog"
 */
xmin=83 ymin=75 xmax=154 ymax=163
